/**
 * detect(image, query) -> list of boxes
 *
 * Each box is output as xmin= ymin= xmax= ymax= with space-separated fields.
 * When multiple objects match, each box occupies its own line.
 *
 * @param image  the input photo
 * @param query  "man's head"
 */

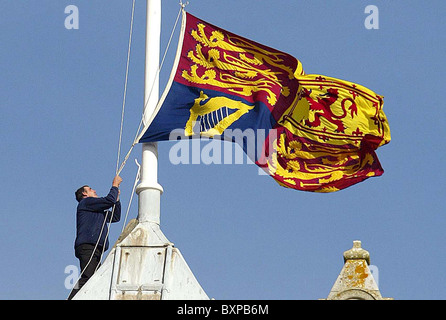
xmin=75 ymin=185 xmax=98 ymax=202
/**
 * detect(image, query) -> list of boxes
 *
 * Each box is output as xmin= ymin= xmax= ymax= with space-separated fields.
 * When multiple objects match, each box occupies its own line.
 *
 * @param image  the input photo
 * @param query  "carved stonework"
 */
xmin=324 ymin=241 xmax=392 ymax=300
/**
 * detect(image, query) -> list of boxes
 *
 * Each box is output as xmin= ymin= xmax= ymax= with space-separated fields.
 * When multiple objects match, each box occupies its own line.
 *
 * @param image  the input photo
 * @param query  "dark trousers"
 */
xmin=68 ymin=243 xmax=103 ymax=300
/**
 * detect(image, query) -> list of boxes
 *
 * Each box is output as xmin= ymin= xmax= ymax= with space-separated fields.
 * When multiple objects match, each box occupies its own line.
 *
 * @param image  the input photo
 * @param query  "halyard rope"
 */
xmin=68 ymin=1 xmax=184 ymax=299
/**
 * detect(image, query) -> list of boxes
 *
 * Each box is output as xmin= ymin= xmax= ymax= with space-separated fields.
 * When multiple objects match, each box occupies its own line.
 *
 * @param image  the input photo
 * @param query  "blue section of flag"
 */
xmin=139 ymin=82 xmax=275 ymax=162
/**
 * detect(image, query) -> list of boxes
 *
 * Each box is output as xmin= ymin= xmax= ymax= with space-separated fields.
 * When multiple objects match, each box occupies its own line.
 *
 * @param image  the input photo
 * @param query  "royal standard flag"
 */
xmin=139 ymin=12 xmax=390 ymax=192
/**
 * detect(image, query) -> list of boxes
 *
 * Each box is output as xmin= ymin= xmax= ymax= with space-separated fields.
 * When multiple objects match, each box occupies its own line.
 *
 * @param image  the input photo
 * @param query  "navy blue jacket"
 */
xmin=74 ymin=186 xmax=121 ymax=251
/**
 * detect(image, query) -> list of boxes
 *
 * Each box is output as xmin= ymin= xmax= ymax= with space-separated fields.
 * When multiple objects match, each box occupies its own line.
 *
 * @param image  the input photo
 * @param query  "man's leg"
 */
xmin=68 ymin=244 xmax=102 ymax=299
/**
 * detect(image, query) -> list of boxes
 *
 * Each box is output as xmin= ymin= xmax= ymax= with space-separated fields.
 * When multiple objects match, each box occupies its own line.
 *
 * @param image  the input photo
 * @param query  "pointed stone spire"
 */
xmin=324 ymin=240 xmax=392 ymax=300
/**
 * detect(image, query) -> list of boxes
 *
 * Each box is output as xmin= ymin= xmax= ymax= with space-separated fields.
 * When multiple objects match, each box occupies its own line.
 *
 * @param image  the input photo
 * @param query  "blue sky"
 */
xmin=1 ymin=0 xmax=445 ymax=300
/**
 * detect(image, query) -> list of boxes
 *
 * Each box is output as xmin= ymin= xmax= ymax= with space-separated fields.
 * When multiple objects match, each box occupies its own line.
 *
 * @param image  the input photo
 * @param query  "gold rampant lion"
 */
xmin=185 ymin=91 xmax=254 ymax=137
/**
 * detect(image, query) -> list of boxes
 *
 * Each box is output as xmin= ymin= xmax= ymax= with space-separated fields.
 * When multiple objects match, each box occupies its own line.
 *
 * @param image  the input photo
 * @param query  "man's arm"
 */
xmin=83 ymin=187 xmax=119 ymax=212
xmin=110 ymin=200 xmax=121 ymax=223
xmin=84 ymin=175 xmax=123 ymax=213
xmin=109 ymin=176 xmax=122 ymax=222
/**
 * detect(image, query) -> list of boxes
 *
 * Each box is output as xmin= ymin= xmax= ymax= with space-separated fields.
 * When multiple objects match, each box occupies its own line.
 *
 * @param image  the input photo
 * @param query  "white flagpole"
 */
xmin=136 ymin=0 xmax=163 ymax=224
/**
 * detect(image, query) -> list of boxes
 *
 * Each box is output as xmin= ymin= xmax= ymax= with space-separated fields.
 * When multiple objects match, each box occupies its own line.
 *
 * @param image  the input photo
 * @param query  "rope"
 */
xmin=121 ymin=159 xmax=141 ymax=233
xmin=68 ymin=1 xmax=185 ymax=299
xmin=67 ymin=0 xmax=136 ymax=299
xmin=179 ymin=0 xmax=189 ymax=9
xmin=95 ymin=0 xmax=137 ymax=271
xmin=116 ymin=0 xmax=136 ymax=174
xmin=67 ymin=206 xmax=110 ymax=299
xmin=116 ymin=4 xmax=184 ymax=176
xmin=95 ymin=0 xmax=137 ymax=272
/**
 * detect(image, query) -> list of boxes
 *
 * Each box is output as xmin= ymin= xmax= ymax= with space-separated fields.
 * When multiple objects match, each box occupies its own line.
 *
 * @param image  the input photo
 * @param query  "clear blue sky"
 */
xmin=1 ymin=0 xmax=445 ymax=300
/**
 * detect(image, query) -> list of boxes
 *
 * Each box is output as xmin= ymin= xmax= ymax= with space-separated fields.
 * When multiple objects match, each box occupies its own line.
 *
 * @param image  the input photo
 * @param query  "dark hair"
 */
xmin=75 ymin=185 xmax=89 ymax=202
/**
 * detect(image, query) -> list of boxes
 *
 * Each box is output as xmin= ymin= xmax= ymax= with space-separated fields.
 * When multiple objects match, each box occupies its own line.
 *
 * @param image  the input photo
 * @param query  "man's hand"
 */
xmin=112 ymin=175 xmax=123 ymax=188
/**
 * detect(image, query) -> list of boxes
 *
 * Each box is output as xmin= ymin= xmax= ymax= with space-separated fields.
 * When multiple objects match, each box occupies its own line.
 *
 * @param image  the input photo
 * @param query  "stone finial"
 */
xmin=324 ymin=240 xmax=392 ymax=300
xmin=343 ymin=240 xmax=370 ymax=265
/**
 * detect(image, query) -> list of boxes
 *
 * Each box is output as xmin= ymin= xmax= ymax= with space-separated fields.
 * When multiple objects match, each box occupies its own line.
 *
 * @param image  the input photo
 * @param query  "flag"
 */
xmin=139 ymin=12 xmax=390 ymax=192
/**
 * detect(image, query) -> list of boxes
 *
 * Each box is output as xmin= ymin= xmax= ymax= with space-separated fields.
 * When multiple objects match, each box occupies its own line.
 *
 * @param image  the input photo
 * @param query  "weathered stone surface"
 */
xmin=324 ymin=240 xmax=392 ymax=300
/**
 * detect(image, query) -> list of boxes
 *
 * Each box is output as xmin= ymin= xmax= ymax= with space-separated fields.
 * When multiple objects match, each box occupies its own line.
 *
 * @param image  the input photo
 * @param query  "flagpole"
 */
xmin=136 ymin=0 xmax=163 ymax=224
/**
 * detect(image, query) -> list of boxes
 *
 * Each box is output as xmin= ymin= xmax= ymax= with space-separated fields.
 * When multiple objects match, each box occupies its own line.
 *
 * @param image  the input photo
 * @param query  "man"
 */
xmin=68 ymin=175 xmax=122 ymax=299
